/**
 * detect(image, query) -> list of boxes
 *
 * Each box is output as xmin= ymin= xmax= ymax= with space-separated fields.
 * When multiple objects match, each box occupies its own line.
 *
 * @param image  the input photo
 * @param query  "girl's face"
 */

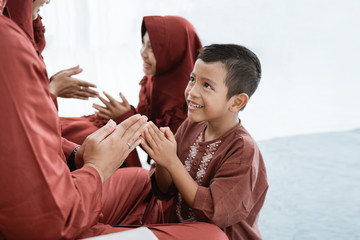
xmin=140 ymin=31 xmax=156 ymax=76
xmin=32 ymin=0 xmax=50 ymax=20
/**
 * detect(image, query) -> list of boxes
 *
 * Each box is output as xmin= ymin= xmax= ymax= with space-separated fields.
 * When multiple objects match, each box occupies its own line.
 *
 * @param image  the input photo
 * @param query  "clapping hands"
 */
xmin=49 ymin=65 xmax=98 ymax=100
xmin=93 ymin=92 xmax=131 ymax=120
xmin=141 ymin=121 xmax=178 ymax=169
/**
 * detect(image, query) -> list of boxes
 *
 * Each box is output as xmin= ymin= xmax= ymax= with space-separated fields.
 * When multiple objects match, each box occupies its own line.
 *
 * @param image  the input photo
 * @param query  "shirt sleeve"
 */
xmin=62 ymin=137 xmax=80 ymax=160
xmin=113 ymin=105 xmax=137 ymax=125
xmin=192 ymin=140 xmax=268 ymax=228
xmin=0 ymin=19 xmax=103 ymax=240
xmin=149 ymin=163 xmax=177 ymax=201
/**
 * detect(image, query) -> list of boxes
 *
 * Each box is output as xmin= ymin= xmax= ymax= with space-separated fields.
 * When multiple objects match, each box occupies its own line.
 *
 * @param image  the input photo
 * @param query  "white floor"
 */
xmin=258 ymin=128 xmax=360 ymax=239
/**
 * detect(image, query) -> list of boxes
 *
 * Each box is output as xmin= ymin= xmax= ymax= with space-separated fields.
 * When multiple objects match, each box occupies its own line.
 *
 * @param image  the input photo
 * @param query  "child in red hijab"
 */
xmin=60 ymin=15 xmax=203 ymax=167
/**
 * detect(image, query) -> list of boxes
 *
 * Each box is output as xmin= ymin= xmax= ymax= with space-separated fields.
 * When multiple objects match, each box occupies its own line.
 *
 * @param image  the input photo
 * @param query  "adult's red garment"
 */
xmin=33 ymin=15 xmax=46 ymax=53
xmin=6 ymin=0 xmax=45 ymax=54
xmin=60 ymin=15 xmax=203 ymax=166
xmin=5 ymin=0 xmax=38 ymax=51
xmin=4 ymin=0 xmax=75 ymax=156
xmin=0 ymin=10 xmax=228 ymax=240
xmin=0 ymin=11 xmax=104 ymax=239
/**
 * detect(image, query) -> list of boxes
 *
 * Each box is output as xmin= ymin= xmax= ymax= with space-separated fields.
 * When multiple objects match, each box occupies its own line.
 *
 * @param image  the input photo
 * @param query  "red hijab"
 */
xmin=5 ymin=0 xmax=37 ymax=50
xmin=138 ymin=16 xmax=202 ymax=131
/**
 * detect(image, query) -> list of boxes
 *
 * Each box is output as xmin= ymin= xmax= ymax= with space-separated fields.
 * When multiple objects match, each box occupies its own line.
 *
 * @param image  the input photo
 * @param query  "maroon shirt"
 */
xmin=152 ymin=118 xmax=269 ymax=240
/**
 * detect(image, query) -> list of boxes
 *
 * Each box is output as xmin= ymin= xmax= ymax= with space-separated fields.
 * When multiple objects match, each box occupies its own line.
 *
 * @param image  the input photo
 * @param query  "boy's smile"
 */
xmin=188 ymin=101 xmax=204 ymax=109
xmin=185 ymin=59 xmax=233 ymax=124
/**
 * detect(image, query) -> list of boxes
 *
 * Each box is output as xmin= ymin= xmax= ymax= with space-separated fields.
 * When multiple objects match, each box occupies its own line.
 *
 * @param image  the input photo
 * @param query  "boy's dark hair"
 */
xmin=198 ymin=44 xmax=261 ymax=109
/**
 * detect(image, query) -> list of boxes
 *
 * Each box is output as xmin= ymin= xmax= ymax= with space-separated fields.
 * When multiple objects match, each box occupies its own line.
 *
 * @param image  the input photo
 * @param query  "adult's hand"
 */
xmin=49 ymin=65 xmax=98 ymax=100
xmin=93 ymin=91 xmax=131 ymax=120
xmin=77 ymin=114 xmax=148 ymax=183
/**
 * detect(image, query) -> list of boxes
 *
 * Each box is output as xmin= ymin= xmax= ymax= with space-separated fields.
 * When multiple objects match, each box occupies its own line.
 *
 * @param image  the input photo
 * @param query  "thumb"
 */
xmin=67 ymin=65 xmax=80 ymax=71
xmin=67 ymin=67 xmax=83 ymax=77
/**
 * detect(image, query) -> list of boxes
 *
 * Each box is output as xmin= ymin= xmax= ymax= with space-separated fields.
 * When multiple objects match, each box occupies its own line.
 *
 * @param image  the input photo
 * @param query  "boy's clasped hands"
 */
xmin=141 ymin=121 xmax=178 ymax=168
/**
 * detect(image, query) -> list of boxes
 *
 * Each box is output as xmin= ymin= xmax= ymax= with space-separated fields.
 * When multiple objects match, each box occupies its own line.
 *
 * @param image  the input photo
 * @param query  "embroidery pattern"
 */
xmin=177 ymin=132 xmax=221 ymax=222
xmin=196 ymin=140 xmax=221 ymax=185
xmin=184 ymin=134 xmax=202 ymax=172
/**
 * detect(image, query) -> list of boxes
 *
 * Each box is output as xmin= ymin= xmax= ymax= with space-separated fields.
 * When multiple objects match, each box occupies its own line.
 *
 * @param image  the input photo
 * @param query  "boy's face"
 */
xmin=185 ymin=59 xmax=232 ymax=123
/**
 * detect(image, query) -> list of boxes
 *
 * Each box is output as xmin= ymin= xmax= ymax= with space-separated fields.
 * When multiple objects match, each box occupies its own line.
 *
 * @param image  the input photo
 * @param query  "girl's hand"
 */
xmin=93 ymin=91 xmax=131 ymax=120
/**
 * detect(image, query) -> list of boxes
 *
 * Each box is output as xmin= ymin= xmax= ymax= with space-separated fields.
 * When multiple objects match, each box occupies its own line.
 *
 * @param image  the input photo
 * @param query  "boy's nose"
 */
xmin=188 ymin=84 xmax=200 ymax=98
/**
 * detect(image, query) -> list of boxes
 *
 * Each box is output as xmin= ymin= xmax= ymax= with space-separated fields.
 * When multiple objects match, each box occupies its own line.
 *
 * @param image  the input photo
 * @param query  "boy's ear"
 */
xmin=229 ymin=93 xmax=249 ymax=112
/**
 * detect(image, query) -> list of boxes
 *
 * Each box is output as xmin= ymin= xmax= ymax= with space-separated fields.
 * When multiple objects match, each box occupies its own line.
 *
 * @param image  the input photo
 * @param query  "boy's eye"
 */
xmin=204 ymin=82 xmax=212 ymax=89
xmin=189 ymin=76 xmax=195 ymax=82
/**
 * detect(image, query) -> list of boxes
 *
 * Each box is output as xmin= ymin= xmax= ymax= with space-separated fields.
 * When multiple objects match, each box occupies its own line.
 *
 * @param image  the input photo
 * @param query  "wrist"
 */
xmin=166 ymin=155 xmax=182 ymax=174
xmin=84 ymin=163 xmax=104 ymax=184
xmin=49 ymin=82 xmax=58 ymax=96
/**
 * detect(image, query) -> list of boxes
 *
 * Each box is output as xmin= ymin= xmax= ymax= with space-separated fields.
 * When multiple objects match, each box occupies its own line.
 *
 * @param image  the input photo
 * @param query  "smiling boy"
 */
xmin=142 ymin=44 xmax=268 ymax=239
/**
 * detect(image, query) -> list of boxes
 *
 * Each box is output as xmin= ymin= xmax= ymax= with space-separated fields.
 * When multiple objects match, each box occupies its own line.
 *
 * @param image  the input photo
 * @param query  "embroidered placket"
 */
xmin=177 ymin=132 xmax=221 ymax=222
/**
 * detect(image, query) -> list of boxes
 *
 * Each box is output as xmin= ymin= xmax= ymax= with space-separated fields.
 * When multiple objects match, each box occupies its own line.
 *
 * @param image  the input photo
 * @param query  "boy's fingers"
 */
xmin=147 ymin=122 xmax=162 ymax=143
xmin=140 ymin=138 xmax=153 ymax=156
xmin=149 ymin=122 xmax=165 ymax=141
xmin=144 ymin=124 xmax=158 ymax=149
xmin=164 ymin=127 xmax=176 ymax=142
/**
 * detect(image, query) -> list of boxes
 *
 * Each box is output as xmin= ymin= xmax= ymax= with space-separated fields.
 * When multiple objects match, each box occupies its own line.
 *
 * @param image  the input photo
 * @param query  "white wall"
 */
xmin=41 ymin=0 xmax=360 ymax=141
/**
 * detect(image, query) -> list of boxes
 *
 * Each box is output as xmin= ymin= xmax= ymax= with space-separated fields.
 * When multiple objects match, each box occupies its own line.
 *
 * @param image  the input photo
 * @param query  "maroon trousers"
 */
xmin=79 ymin=168 xmax=228 ymax=240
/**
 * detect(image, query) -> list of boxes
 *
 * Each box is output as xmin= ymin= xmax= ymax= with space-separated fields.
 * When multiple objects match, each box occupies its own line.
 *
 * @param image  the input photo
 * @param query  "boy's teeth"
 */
xmin=190 ymin=102 xmax=203 ymax=108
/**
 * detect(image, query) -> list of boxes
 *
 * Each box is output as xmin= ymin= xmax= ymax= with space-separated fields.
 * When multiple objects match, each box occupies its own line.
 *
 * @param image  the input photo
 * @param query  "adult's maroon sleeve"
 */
xmin=0 ymin=16 xmax=103 ymax=240
xmin=62 ymin=137 xmax=79 ymax=160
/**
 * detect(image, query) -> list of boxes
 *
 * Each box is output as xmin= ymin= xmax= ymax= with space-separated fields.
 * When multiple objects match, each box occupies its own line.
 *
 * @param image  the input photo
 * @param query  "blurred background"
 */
xmin=40 ymin=0 xmax=360 ymax=239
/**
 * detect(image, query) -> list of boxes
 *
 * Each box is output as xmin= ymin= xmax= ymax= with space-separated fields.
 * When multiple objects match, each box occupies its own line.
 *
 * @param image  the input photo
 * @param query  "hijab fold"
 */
xmin=5 ymin=0 xmax=36 ymax=48
xmin=140 ymin=16 xmax=202 ymax=130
